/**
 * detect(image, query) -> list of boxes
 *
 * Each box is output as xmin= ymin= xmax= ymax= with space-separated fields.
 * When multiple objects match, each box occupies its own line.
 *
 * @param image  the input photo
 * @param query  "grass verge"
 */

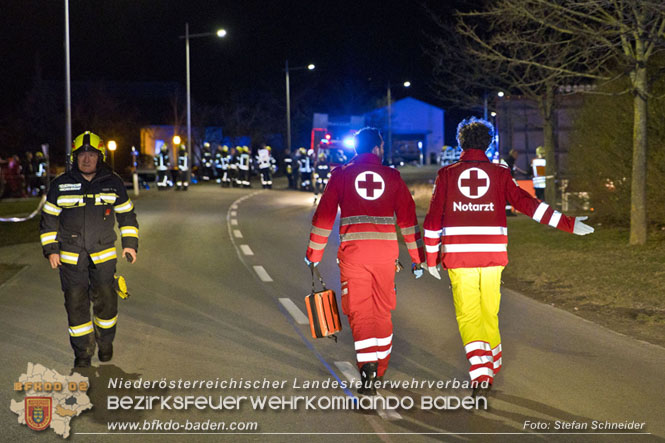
xmin=411 ymin=183 xmax=665 ymax=347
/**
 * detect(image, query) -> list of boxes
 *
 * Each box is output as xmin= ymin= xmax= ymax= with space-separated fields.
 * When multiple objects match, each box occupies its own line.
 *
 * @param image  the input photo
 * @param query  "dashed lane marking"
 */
xmin=233 ymin=230 xmax=243 ymax=238
xmin=231 ymin=219 xmax=238 ymax=225
xmin=231 ymin=211 xmax=237 ymax=217
xmin=240 ymin=245 xmax=254 ymax=256
xmin=279 ymin=298 xmax=309 ymax=325
xmin=253 ymin=265 xmax=273 ymax=282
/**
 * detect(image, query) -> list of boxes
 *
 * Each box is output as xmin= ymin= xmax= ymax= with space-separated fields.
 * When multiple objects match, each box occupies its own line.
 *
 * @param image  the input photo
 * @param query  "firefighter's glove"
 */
xmin=114 ymin=275 xmax=131 ymax=299
xmin=304 ymin=257 xmax=319 ymax=267
xmin=573 ymin=216 xmax=594 ymax=236
xmin=412 ymin=263 xmax=424 ymax=279
xmin=428 ymin=266 xmax=442 ymax=280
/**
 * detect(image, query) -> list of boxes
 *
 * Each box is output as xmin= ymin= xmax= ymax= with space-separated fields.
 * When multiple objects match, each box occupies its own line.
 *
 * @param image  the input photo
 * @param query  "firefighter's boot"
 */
xmin=357 ymin=362 xmax=378 ymax=396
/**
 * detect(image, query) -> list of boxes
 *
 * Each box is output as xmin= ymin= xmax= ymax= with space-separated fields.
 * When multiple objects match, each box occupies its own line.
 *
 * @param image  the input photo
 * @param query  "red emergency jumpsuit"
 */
xmin=306 ymin=153 xmax=425 ymax=376
xmin=423 ymin=148 xmax=578 ymax=385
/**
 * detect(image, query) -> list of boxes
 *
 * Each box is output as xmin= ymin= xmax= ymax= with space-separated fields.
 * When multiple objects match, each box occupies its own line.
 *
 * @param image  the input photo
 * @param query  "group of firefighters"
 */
xmin=40 ymin=121 xmax=593 ymax=404
xmin=153 ymin=143 xmax=278 ymax=191
xmin=153 ymin=141 xmax=337 ymax=195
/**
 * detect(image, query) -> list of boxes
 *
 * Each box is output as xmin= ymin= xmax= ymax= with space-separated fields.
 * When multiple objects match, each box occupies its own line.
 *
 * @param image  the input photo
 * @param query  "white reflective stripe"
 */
xmin=464 ymin=341 xmax=491 ymax=353
xmin=469 ymin=366 xmax=494 ymax=380
xmin=341 ymin=288 xmax=348 ymax=295
xmin=94 ymin=315 xmax=118 ymax=328
xmin=354 ymin=334 xmax=392 ymax=350
xmin=355 ymin=338 xmax=377 ymax=350
xmin=339 ymin=232 xmax=397 ymax=241
xmin=377 ymin=346 xmax=392 ymax=359
xmin=68 ymin=322 xmax=93 ymax=337
xmin=114 ymin=200 xmax=134 ymax=213
xmin=60 ymin=252 xmax=79 ymax=265
xmin=57 ymin=196 xmax=83 ymax=205
xmin=469 ymin=355 xmax=494 ymax=366
xmin=493 ymin=358 xmax=503 ymax=368
xmin=96 ymin=193 xmax=118 ymax=205
xmin=90 ymin=248 xmax=117 ymax=263
xmin=311 ymin=226 xmax=332 ymax=237
xmin=40 ymin=232 xmax=57 ymax=245
xmin=548 ymin=211 xmax=562 ymax=228
xmin=491 ymin=344 xmax=502 ymax=356
xmin=442 ymin=226 xmax=507 ymax=236
xmin=444 ymin=243 xmax=507 ymax=253
xmin=424 ymin=229 xmax=442 ymax=239
xmin=308 ymin=240 xmax=326 ymax=250
xmin=532 ymin=202 xmax=549 ymax=222
xmin=425 ymin=244 xmax=440 ymax=253
xmin=400 ymin=225 xmax=420 ymax=235
xmin=43 ymin=202 xmax=62 ymax=215
xmin=120 ymin=226 xmax=139 ymax=237
xmin=356 ymin=352 xmax=378 ymax=363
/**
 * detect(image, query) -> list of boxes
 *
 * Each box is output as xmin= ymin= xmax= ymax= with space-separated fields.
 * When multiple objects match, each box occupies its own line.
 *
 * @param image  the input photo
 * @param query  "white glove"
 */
xmin=428 ymin=266 xmax=441 ymax=280
xmin=573 ymin=216 xmax=594 ymax=236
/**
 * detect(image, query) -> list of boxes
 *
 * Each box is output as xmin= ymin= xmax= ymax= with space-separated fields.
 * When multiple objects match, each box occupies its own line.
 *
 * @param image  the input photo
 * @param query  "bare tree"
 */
xmin=434 ymin=0 xmax=665 ymax=244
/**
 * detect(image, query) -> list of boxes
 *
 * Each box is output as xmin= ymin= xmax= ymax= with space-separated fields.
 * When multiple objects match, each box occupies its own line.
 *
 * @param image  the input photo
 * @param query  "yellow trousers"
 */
xmin=448 ymin=266 xmax=504 ymax=384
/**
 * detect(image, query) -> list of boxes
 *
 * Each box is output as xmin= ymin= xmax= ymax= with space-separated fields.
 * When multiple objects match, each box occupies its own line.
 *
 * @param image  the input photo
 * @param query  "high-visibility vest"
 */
xmin=532 ymin=158 xmax=546 ymax=189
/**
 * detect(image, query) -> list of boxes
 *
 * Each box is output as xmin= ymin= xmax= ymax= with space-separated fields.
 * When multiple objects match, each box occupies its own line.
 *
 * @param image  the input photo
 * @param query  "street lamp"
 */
xmin=386 ymin=80 xmax=410 ymax=165
xmin=180 ymin=23 xmax=226 ymax=183
xmin=285 ymin=60 xmax=315 ymax=152
xmin=107 ymin=140 xmax=117 ymax=170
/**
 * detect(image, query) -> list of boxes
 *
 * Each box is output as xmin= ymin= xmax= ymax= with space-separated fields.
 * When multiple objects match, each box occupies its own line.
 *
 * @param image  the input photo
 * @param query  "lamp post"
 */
xmin=64 ymin=0 xmax=72 ymax=171
xmin=107 ymin=140 xmax=117 ymax=170
xmin=285 ymin=60 xmax=315 ymax=152
xmin=386 ymin=80 xmax=410 ymax=165
xmin=181 ymin=24 xmax=226 ymax=183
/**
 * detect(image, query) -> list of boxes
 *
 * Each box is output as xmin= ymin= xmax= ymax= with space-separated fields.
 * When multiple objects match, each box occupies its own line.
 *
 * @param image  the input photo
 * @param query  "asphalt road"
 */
xmin=1 ymin=179 xmax=663 ymax=442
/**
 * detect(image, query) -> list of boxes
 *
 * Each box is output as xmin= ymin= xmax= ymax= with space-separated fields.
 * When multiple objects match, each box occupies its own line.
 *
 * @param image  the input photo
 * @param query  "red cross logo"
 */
xmin=458 ymin=167 xmax=490 ymax=199
xmin=355 ymin=171 xmax=385 ymax=200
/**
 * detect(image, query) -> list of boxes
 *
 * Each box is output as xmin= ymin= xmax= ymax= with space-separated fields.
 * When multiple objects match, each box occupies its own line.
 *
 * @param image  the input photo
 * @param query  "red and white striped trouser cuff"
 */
xmin=465 ymin=341 xmax=495 ymax=384
xmin=492 ymin=344 xmax=502 ymax=374
xmin=355 ymin=334 xmax=393 ymax=364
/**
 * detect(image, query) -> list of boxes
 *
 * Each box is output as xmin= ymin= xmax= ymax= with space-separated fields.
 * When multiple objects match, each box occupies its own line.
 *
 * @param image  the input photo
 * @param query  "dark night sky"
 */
xmin=1 ymin=1 xmax=461 ymax=111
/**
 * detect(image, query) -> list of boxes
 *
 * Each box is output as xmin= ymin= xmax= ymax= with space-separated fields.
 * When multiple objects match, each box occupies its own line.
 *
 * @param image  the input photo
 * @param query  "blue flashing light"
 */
xmin=343 ymin=137 xmax=355 ymax=149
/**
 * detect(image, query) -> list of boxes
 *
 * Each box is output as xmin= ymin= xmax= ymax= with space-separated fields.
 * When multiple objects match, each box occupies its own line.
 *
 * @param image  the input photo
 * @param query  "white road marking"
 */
xmin=231 ymin=211 xmax=237 ymax=217
xmin=233 ymin=230 xmax=243 ymax=238
xmin=240 ymin=245 xmax=254 ymax=256
xmin=335 ymin=361 xmax=360 ymax=384
xmin=279 ymin=298 xmax=309 ymax=324
xmin=231 ymin=219 xmax=238 ymax=225
xmin=253 ymin=265 xmax=273 ymax=282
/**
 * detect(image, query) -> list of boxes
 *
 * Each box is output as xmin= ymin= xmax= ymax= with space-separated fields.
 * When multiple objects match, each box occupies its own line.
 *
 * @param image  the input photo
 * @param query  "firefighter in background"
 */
xmin=35 ymin=151 xmax=48 ymax=195
xmin=39 ymin=131 xmax=139 ymax=368
xmin=230 ymin=146 xmax=241 ymax=187
xmin=214 ymin=145 xmax=225 ymax=184
xmin=297 ymin=147 xmax=312 ymax=191
xmin=256 ymin=145 xmax=277 ymax=189
xmin=314 ymin=151 xmax=331 ymax=198
xmin=283 ymin=149 xmax=296 ymax=189
xmin=423 ymin=118 xmax=594 ymax=398
xmin=532 ymin=146 xmax=547 ymax=200
xmin=305 ymin=128 xmax=425 ymax=396
xmin=220 ymin=145 xmax=231 ymax=187
xmin=154 ymin=144 xmax=171 ymax=190
xmin=239 ymin=146 xmax=251 ymax=188
xmin=175 ymin=145 xmax=189 ymax=191
xmin=200 ymin=142 xmax=213 ymax=181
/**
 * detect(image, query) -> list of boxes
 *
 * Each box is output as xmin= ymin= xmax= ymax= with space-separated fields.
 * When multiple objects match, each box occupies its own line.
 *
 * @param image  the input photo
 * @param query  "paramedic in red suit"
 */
xmin=423 ymin=117 xmax=594 ymax=398
xmin=305 ymin=127 xmax=425 ymax=396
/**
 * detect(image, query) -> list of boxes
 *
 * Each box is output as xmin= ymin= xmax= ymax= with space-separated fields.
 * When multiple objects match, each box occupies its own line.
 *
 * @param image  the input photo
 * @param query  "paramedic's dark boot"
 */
xmin=98 ymin=343 xmax=113 ymax=362
xmin=472 ymin=382 xmax=492 ymax=400
xmin=74 ymin=356 xmax=91 ymax=368
xmin=357 ymin=362 xmax=378 ymax=396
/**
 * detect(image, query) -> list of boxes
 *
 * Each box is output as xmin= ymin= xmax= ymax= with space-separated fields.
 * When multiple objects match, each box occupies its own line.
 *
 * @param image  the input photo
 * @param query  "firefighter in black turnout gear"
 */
xmin=176 ymin=145 xmax=189 ymax=191
xmin=39 ymin=131 xmax=139 ymax=368
xmin=154 ymin=145 xmax=171 ymax=190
